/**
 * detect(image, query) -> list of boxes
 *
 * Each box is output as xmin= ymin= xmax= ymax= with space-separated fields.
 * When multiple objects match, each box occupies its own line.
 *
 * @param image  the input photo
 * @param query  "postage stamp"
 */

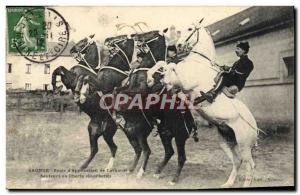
xmin=7 ymin=7 xmax=69 ymax=63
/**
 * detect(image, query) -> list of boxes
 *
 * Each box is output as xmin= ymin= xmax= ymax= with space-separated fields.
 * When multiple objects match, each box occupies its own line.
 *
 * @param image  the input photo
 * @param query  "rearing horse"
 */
xmin=78 ymin=31 xmax=167 ymax=179
xmin=51 ymin=34 xmax=134 ymax=170
xmin=122 ymin=30 xmax=199 ymax=184
xmin=147 ymin=20 xmax=259 ymax=187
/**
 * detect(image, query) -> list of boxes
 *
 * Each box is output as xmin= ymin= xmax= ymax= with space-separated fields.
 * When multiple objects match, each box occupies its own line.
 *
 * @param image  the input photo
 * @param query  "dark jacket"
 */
xmin=225 ymin=55 xmax=254 ymax=91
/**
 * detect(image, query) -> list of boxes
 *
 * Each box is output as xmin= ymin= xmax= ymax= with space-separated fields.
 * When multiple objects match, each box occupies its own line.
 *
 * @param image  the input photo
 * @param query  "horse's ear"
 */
xmin=159 ymin=28 xmax=168 ymax=35
xmin=199 ymin=18 xmax=204 ymax=24
xmin=89 ymin=34 xmax=95 ymax=39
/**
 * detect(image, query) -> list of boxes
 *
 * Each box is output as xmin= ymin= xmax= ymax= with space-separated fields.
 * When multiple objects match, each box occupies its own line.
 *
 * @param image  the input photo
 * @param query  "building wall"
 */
xmin=6 ymin=56 xmax=77 ymax=90
xmin=214 ymin=26 xmax=294 ymax=123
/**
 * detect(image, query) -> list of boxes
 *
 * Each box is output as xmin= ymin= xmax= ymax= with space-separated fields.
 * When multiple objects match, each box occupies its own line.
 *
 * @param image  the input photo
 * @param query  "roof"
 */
xmin=48 ymin=41 xmax=75 ymax=56
xmin=206 ymin=6 xmax=295 ymax=45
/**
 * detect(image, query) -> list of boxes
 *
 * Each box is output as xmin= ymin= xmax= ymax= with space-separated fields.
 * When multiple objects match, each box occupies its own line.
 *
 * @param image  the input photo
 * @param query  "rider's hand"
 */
xmin=221 ymin=65 xmax=231 ymax=71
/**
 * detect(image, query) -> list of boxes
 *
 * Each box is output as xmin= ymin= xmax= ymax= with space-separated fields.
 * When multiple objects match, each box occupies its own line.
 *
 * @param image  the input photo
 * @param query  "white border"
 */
xmin=1 ymin=0 xmax=298 ymax=194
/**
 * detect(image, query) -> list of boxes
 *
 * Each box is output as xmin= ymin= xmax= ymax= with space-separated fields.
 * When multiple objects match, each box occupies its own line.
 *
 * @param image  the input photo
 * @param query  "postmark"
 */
xmin=7 ymin=7 xmax=69 ymax=63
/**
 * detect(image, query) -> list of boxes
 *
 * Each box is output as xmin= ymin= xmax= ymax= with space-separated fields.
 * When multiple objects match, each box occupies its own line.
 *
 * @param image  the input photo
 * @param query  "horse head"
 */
xmin=132 ymin=30 xmax=167 ymax=68
xmin=177 ymin=19 xmax=216 ymax=62
xmin=70 ymin=34 xmax=100 ymax=71
xmin=51 ymin=66 xmax=76 ymax=94
xmin=104 ymin=35 xmax=134 ymax=71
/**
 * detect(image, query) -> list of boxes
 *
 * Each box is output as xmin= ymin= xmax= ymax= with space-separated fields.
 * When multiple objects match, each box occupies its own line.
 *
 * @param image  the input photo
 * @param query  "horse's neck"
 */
xmin=84 ymin=44 xmax=100 ymax=69
xmin=192 ymin=29 xmax=216 ymax=62
xmin=107 ymin=41 xmax=133 ymax=71
xmin=150 ymin=37 xmax=166 ymax=62
xmin=61 ymin=68 xmax=76 ymax=90
xmin=108 ymin=53 xmax=130 ymax=71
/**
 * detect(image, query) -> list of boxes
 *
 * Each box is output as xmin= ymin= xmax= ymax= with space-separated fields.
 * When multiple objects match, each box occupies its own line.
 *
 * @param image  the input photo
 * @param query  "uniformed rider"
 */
xmin=199 ymin=41 xmax=254 ymax=103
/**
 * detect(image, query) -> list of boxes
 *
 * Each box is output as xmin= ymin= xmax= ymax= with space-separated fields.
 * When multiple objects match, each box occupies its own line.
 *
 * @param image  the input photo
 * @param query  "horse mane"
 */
xmin=106 ymin=38 xmax=134 ymax=71
xmin=134 ymin=31 xmax=160 ymax=41
xmin=104 ymin=35 xmax=128 ymax=44
xmin=139 ymin=32 xmax=166 ymax=68
xmin=83 ymin=42 xmax=100 ymax=70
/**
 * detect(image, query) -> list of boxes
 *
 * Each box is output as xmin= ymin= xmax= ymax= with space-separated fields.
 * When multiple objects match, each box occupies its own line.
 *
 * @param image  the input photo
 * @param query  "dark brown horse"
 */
xmin=125 ymin=30 xmax=198 ymax=184
xmin=78 ymin=31 xmax=167 ymax=178
xmin=51 ymin=34 xmax=134 ymax=170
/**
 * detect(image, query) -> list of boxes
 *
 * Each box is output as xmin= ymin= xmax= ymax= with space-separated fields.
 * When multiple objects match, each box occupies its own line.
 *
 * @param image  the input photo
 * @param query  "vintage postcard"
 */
xmin=6 ymin=6 xmax=295 ymax=189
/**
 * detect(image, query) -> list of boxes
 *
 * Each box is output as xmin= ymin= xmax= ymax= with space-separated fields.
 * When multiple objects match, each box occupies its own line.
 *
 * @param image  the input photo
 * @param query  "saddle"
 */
xmin=214 ymin=72 xmax=238 ymax=99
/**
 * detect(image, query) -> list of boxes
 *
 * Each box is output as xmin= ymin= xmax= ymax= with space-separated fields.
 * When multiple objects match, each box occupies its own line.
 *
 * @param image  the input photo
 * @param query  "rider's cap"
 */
xmin=236 ymin=41 xmax=250 ymax=53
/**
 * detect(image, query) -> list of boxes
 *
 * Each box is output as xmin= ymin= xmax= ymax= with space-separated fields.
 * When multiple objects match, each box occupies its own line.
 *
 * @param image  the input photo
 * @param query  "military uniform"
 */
xmin=222 ymin=55 xmax=253 ymax=91
xmin=197 ymin=41 xmax=254 ymax=104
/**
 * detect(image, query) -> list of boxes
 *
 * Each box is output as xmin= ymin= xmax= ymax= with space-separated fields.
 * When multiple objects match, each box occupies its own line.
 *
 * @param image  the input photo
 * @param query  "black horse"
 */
xmin=51 ymin=34 xmax=134 ymax=170
xmin=125 ymin=30 xmax=198 ymax=184
xmin=77 ymin=31 xmax=167 ymax=178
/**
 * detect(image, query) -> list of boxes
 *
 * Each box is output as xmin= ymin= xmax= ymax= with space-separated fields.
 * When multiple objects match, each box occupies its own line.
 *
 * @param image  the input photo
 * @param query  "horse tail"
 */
xmin=226 ymin=99 xmax=259 ymax=147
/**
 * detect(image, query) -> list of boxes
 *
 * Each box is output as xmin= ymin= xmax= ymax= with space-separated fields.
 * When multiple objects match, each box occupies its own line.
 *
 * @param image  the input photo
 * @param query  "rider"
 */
xmin=199 ymin=41 xmax=254 ymax=103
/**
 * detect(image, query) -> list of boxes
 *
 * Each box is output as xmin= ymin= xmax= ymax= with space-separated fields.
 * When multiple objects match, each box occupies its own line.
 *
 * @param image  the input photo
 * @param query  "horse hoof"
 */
xmin=168 ymin=181 xmax=176 ymax=186
xmin=80 ymin=165 xmax=87 ymax=170
xmin=221 ymin=182 xmax=233 ymax=188
xmin=127 ymin=169 xmax=133 ymax=174
xmin=136 ymin=168 xmax=144 ymax=179
xmin=105 ymin=157 xmax=115 ymax=171
xmin=153 ymin=173 xmax=162 ymax=179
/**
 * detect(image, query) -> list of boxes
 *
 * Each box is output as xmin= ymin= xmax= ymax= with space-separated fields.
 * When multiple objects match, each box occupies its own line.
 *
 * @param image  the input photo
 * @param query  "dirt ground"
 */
xmin=6 ymin=111 xmax=294 ymax=189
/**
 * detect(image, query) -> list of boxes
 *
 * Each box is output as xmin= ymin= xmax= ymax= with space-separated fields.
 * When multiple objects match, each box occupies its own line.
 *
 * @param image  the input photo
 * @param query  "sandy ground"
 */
xmin=6 ymin=111 xmax=294 ymax=189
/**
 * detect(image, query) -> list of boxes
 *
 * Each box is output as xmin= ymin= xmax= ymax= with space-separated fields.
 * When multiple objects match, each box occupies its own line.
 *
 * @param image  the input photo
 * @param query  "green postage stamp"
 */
xmin=7 ymin=7 xmax=69 ymax=63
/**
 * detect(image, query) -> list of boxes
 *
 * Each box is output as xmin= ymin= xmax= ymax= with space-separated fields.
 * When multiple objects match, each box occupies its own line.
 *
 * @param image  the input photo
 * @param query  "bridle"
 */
xmin=105 ymin=38 xmax=131 ymax=68
xmin=136 ymin=35 xmax=165 ymax=64
xmin=73 ymin=37 xmax=100 ymax=74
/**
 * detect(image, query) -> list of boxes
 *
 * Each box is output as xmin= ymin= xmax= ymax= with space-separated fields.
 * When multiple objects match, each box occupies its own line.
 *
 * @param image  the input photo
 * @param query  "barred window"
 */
xmin=26 ymin=64 xmax=31 ymax=74
xmin=283 ymin=56 xmax=294 ymax=78
xmin=25 ymin=83 xmax=31 ymax=90
xmin=7 ymin=63 xmax=12 ymax=73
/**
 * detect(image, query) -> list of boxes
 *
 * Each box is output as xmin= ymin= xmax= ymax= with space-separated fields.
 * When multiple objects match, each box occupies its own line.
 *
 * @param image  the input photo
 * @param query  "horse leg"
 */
xmin=74 ymin=75 xmax=84 ymax=102
xmin=170 ymin=137 xmax=187 ymax=185
xmin=136 ymin=135 xmax=151 ymax=179
xmin=80 ymin=120 xmax=101 ymax=170
xmin=219 ymin=142 xmax=241 ymax=188
xmin=239 ymin=145 xmax=255 ymax=187
xmin=125 ymin=135 xmax=142 ymax=173
xmin=154 ymin=132 xmax=174 ymax=179
xmin=103 ymin=127 xmax=118 ymax=171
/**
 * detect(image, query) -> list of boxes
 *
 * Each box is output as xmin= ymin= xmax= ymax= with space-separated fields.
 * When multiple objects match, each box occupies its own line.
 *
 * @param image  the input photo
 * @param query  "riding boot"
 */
xmin=200 ymin=75 xmax=225 ymax=103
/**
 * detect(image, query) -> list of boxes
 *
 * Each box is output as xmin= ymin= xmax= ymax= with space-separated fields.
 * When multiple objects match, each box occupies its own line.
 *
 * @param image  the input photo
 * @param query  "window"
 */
xmin=44 ymin=64 xmax=50 ymax=74
xmin=283 ymin=56 xmax=294 ymax=78
xmin=43 ymin=84 xmax=49 ymax=91
xmin=6 ymin=83 xmax=12 ymax=90
xmin=26 ymin=64 xmax=31 ymax=74
xmin=7 ymin=63 xmax=12 ymax=73
xmin=25 ymin=83 xmax=31 ymax=90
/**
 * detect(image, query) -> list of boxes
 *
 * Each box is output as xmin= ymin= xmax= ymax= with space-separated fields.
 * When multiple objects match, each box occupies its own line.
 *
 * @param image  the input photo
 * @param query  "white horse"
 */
xmin=147 ymin=21 xmax=258 ymax=188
